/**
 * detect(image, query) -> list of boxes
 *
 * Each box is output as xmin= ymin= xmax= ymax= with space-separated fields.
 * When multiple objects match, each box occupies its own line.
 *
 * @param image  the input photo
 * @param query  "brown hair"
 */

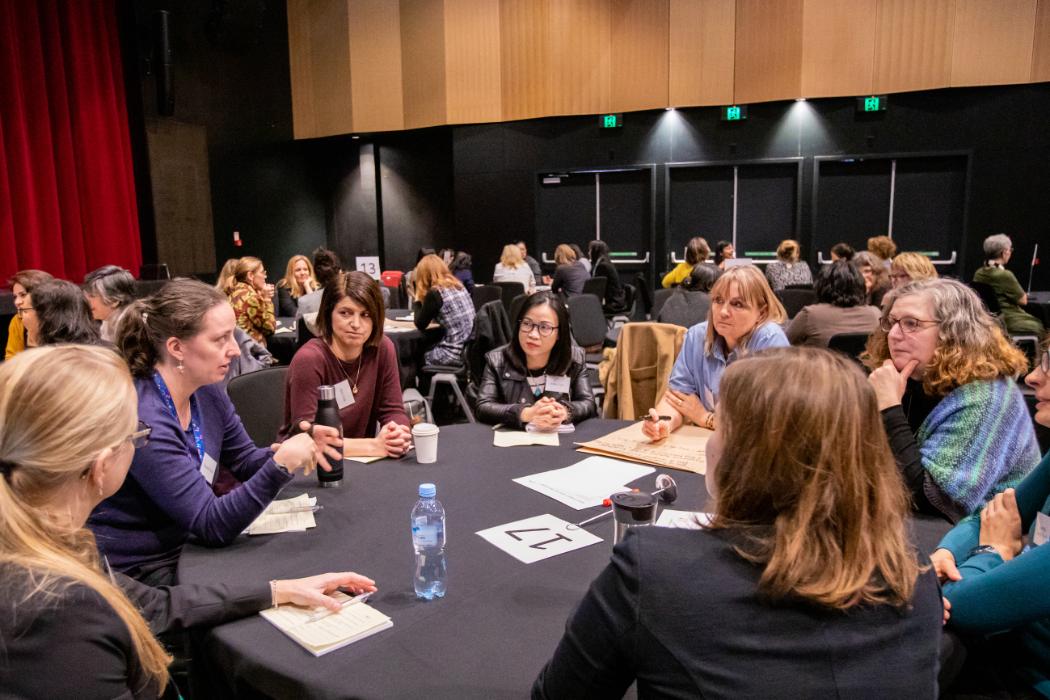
xmin=853 ymin=251 xmax=889 ymax=290
xmin=685 ymin=237 xmax=710 ymax=265
xmin=0 ymin=346 xmax=172 ymax=693
xmin=9 ymin=269 xmax=53 ymax=293
xmin=867 ymin=235 xmax=897 ymax=261
xmin=704 ymin=266 xmax=787 ymax=354
xmin=115 ymin=279 xmax=229 ymax=378
xmin=317 ymin=271 xmax=386 ymax=347
xmin=413 ymin=254 xmax=463 ymax=303
xmin=709 ymin=346 xmax=920 ymax=609
xmin=890 ymin=252 xmax=937 ymax=282
xmin=554 ymin=244 xmax=577 ymax=266
xmin=277 ymin=255 xmax=317 ymax=299
xmin=776 ymin=239 xmax=801 ymax=263
xmin=863 ymin=278 xmax=1029 ymax=396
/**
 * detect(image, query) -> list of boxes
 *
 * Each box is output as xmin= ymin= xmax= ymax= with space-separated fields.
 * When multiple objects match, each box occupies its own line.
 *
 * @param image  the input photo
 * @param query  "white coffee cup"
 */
xmin=411 ymin=423 xmax=440 ymax=464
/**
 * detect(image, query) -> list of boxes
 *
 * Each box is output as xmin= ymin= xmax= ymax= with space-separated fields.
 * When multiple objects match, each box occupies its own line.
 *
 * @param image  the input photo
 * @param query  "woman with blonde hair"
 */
xmin=276 ymin=254 xmax=318 ymax=316
xmin=214 ymin=257 xmax=238 ymax=293
xmin=225 ymin=256 xmax=276 ymax=345
xmin=643 ymin=265 xmax=788 ymax=440
xmin=865 ymin=278 xmax=1039 ymax=522
xmin=889 ymin=252 xmax=938 ymax=288
xmin=413 ymin=254 xmax=476 ymax=366
xmin=550 ymin=243 xmax=588 ymax=296
xmin=764 ymin=238 xmax=813 ymax=291
xmin=0 ymin=345 xmax=375 ymax=698
xmin=536 ymin=347 xmax=942 ymax=697
xmin=493 ymin=243 xmax=536 ymax=292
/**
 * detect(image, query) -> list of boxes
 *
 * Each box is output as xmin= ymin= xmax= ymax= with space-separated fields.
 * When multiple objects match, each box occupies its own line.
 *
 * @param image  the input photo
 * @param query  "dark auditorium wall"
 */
xmin=451 ymin=84 xmax=1050 ymax=291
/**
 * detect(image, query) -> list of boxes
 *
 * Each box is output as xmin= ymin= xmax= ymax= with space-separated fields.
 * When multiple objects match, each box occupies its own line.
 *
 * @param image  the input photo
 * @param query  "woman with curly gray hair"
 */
xmin=864 ymin=278 xmax=1039 ymax=522
xmin=973 ymin=233 xmax=1043 ymax=334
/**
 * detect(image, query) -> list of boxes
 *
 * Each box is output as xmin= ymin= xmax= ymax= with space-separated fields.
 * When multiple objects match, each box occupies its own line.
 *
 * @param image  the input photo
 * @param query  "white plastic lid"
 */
xmin=411 ymin=422 xmax=440 ymax=436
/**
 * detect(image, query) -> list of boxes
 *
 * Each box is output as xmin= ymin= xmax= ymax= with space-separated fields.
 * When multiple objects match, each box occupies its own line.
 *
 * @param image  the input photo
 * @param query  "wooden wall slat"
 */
xmin=348 ymin=0 xmax=404 ymax=132
xmin=668 ymin=0 xmax=735 ymax=107
xmin=499 ymin=0 xmax=549 ymax=121
xmin=400 ymin=0 xmax=447 ymax=130
xmin=609 ymin=0 xmax=669 ymax=112
xmin=734 ymin=0 xmax=804 ymax=103
xmin=444 ymin=0 xmax=503 ymax=123
xmin=951 ymin=0 xmax=1037 ymax=87
xmin=1031 ymin=0 xmax=1050 ymax=82
xmin=801 ymin=0 xmax=875 ymax=97
xmin=873 ymin=0 xmax=955 ymax=94
xmin=287 ymin=0 xmax=353 ymax=139
xmin=546 ymin=0 xmax=611 ymax=116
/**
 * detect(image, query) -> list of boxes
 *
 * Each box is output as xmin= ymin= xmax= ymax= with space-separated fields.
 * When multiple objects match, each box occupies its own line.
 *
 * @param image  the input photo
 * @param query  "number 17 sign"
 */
xmin=476 ymin=514 xmax=602 ymax=564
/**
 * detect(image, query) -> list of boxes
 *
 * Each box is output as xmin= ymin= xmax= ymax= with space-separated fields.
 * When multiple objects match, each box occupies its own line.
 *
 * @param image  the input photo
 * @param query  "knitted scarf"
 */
xmin=917 ymin=378 xmax=1040 ymax=519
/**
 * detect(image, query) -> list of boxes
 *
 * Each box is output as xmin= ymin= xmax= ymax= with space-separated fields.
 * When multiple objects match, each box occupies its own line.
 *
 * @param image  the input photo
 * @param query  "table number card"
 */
xmin=477 ymin=514 xmax=602 ymax=564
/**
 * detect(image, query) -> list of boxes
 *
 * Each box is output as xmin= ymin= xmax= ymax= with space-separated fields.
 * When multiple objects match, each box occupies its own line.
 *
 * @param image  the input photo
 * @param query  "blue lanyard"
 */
xmin=152 ymin=371 xmax=206 ymax=464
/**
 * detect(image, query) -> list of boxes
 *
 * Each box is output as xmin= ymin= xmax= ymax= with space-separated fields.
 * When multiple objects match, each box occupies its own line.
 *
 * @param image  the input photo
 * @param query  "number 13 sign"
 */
xmin=355 ymin=256 xmax=381 ymax=280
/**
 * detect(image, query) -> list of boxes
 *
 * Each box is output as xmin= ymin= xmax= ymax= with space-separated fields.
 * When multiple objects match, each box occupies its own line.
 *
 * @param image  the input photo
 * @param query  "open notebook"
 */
xmin=260 ymin=592 xmax=393 ymax=656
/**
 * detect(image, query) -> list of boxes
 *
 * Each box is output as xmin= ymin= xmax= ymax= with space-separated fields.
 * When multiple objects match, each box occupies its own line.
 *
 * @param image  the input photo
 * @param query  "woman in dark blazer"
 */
xmin=476 ymin=292 xmax=597 ymax=429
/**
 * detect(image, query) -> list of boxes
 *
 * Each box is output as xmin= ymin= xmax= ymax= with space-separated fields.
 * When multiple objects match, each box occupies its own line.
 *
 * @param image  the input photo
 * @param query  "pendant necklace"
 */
xmin=332 ymin=342 xmax=364 ymax=395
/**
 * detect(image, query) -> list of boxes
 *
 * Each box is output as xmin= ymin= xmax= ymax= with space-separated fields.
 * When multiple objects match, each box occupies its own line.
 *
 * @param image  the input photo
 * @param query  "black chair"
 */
xmin=471 ymin=284 xmax=501 ymax=311
xmin=776 ymin=288 xmax=818 ymax=319
xmin=566 ymin=294 xmax=608 ymax=366
xmin=827 ymin=332 xmax=871 ymax=364
xmin=582 ymin=276 xmax=607 ymax=300
xmin=139 ymin=263 xmax=171 ymax=280
xmin=226 ymin=366 xmax=289 ymax=445
xmin=633 ymin=273 xmax=653 ymax=316
xmin=493 ymin=281 xmax=525 ymax=312
xmin=508 ymin=293 xmax=528 ymax=326
xmin=970 ymin=281 xmax=1002 ymax=314
xmin=971 ymin=281 xmax=1040 ymax=366
xmin=651 ymin=288 xmax=675 ymax=319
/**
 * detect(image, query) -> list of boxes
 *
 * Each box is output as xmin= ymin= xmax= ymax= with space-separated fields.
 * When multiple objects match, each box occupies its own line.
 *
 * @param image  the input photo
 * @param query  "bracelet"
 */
xmin=270 ymin=579 xmax=279 ymax=608
xmin=967 ymin=545 xmax=1002 ymax=560
xmin=704 ymin=413 xmax=715 ymax=430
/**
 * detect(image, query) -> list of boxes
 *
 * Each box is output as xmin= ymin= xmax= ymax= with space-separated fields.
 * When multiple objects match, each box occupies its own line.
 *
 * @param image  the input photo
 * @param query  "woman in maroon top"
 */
xmin=282 ymin=271 xmax=412 ymax=458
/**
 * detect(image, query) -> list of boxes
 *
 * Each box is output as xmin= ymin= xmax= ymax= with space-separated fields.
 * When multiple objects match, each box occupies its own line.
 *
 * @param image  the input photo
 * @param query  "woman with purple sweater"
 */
xmin=87 ymin=280 xmax=340 ymax=586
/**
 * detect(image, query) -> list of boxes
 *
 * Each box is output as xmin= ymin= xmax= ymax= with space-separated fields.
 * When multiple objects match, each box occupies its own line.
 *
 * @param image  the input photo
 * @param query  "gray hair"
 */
xmin=881 ymin=277 xmax=1001 ymax=352
xmin=983 ymin=234 xmax=1012 ymax=261
xmin=83 ymin=265 xmax=136 ymax=309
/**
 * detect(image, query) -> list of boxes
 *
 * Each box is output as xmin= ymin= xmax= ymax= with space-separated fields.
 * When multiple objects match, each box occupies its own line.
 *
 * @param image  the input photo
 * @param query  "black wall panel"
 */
xmin=736 ymin=162 xmax=799 ymax=255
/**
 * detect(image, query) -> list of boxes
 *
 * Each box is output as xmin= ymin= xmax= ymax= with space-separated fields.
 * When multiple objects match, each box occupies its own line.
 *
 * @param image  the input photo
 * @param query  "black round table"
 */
xmin=177 ymin=420 xmax=951 ymax=699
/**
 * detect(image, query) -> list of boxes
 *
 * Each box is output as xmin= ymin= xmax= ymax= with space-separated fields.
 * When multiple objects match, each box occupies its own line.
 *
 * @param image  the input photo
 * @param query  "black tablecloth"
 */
xmin=177 ymin=420 xmax=951 ymax=699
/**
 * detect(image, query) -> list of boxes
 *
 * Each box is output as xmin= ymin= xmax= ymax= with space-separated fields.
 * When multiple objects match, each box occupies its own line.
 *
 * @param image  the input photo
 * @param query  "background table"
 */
xmin=178 ymin=420 xmax=951 ymax=699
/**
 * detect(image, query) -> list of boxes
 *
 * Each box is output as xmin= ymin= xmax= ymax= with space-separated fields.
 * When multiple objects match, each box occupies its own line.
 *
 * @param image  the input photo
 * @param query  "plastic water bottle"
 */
xmin=411 ymin=483 xmax=447 ymax=600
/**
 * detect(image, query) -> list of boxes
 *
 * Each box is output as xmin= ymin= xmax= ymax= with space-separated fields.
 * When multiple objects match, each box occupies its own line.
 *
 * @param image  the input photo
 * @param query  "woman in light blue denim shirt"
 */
xmin=643 ymin=266 xmax=789 ymax=440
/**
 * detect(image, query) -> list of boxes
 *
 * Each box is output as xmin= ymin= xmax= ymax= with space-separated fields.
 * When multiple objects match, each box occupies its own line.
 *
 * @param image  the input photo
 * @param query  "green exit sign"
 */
xmin=857 ymin=95 xmax=888 ymax=112
xmin=600 ymin=113 xmax=623 ymax=128
xmin=720 ymin=105 xmax=747 ymax=121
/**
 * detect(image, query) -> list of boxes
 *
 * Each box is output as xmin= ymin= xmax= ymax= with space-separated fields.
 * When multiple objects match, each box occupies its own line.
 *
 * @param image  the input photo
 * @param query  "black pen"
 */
xmin=642 ymin=414 xmax=672 ymax=422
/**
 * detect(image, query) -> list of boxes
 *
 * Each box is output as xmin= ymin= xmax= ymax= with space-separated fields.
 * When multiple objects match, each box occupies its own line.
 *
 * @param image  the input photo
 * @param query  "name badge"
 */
xmin=200 ymin=454 xmax=218 ymax=484
xmin=545 ymin=375 xmax=571 ymax=395
xmin=333 ymin=379 xmax=356 ymax=409
xmin=1034 ymin=512 xmax=1050 ymax=547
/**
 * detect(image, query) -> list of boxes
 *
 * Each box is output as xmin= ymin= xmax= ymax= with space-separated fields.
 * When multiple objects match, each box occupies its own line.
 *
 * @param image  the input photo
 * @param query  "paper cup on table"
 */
xmin=412 ymin=423 xmax=440 ymax=464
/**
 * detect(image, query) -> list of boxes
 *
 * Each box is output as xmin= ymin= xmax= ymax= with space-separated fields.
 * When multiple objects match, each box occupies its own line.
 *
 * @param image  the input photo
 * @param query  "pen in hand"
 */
xmin=642 ymin=414 xmax=672 ymax=422
xmin=305 ymin=591 xmax=374 ymax=623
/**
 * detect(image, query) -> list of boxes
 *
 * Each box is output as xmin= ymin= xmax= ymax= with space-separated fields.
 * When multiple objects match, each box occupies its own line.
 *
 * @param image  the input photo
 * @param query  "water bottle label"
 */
xmin=412 ymin=517 xmax=440 ymax=547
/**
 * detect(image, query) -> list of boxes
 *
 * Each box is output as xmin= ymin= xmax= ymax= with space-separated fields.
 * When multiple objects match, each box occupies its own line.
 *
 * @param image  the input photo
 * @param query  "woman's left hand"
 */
xmin=979 ymin=488 xmax=1023 ymax=561
xmin=667 ymin=389 xmax=705 ymax=426
xmin=273 ymin=572 xmax=377 ymax=611
xmin=867 ymin=359 xmax=918 ymax=410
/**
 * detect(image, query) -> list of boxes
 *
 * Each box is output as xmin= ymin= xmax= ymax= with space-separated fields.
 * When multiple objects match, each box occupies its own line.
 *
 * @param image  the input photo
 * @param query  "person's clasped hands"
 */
xmin=930 ymin=487 xmax=1023 ymax=584
xmin=375 ymin=420 xmax=413 ymax=457
xmin=522 ymin=396 xmax=568 ymax=432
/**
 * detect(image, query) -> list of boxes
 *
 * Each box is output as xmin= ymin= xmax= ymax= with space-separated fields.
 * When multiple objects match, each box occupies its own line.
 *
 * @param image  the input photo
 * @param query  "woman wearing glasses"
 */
xmin=476 ymin=292 xmax=596 ymax=429
xmin=865 ymin=278 xmax=1038 ymax=522
xmin=0 ymin=345 xmax=376 ymax=699
xmin=5 ymin=269 xmax=53 ymax=359
xmin=88 ymin=280 xmax=341 ymax=586
xmin=930 ymin=344 xmax=1050 ymax=696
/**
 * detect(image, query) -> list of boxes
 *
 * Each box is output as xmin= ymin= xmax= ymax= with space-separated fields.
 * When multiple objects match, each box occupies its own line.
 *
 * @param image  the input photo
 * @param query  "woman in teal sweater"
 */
xmin=934 ymin=344 xmax=1050 ymax=696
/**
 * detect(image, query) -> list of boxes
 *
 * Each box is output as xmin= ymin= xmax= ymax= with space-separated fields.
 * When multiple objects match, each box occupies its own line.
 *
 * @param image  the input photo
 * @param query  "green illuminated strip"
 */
xmin=610 ymin=251 xmax=637 ymax=257
xmin=744 ymin=251 xmax=776 ymax=258
xmin=917 ymin=251 xmax=940 ymax=257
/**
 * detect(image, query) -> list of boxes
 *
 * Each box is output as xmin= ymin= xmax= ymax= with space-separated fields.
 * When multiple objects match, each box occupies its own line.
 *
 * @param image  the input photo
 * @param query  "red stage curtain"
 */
xmin=0 ymin=0 xmax=141 ymax=284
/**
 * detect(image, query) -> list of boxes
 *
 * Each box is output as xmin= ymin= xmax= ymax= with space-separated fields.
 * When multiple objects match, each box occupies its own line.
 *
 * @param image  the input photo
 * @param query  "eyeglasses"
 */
xmin=127 ymin=421 xmax=152 ymax=449
xmin=16 ymin=306 xmax=34 ymax=316
xmin=1041 ymin=348 xmax=1050 ymax=374
xmin=889 ymin=273 xmax=911 ymax=282
xmin=519 ymin=318 xmax=558 ymax=337
xmin=879 ymin=316 xmax=939 ymax=334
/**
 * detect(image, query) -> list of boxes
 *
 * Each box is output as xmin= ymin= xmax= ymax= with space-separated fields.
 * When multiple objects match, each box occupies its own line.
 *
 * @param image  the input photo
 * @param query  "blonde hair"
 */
xmin=776 ymin=239 xmax=801 ymax=263
xmin=278 ymin=255 xmax=317 ymax=298
xmin=891 ymin=253 xmax=937 ymax=283
xmin=710 ymin=347 xmax=920 ymax=609
xmin=413 ymin=254 xmax=463 ymax=303
xmin=500 ymin=244 xmax=525 ymax=268
xmin=864 ymin=278 xmax=1029 ymax=396
xmin=223 ymin=256 xmax=263 ymax=294
xmin=215 ymin=258 xmax=239 ymax=292
xmin=554 ymin=244 xmax=576 ymax=266
xmin=704 ymin=266 xmax=787 ymax=354
xmin=0 ymin=346 xmax=171 ymax=692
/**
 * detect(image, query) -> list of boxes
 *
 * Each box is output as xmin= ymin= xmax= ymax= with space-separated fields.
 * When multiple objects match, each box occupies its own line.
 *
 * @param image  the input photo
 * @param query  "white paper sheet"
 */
xmin=246 ymin=494 xmax=317 ymax=535
xmin=476 ymin=514 xmax=602 ymax=564
xmin=655 ymin=509 xmax=712 ymax=530
xmin=260 ymin=591 xmax=392 ymax=656
xmin=512 ymin=456 xmax=655 ymax=510
xmin=493 ymin=430 xmax=560 ymax=448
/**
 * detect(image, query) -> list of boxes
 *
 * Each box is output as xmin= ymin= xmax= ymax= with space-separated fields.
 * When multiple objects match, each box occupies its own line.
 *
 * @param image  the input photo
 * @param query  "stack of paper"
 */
xmin=512 ymin=456 xmax=654 ymax=509
xmin=246 ymin=494 xmax=317 ymax=536
xmin=655 ymin=509 xmax=712 ymax=530
xmin=493 ymin=430 xmax=559 ymax=448
xmin=260 ymin=591 xmax=392 ymax=656
xmin=575 ymin=421 xmax=709 ymax=474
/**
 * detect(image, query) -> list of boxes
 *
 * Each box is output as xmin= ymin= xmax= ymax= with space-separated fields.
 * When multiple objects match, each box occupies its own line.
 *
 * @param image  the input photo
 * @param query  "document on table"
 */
xmin=655 ymin=509 xmax=712 ymax=530
xmin=260 ymin=591 xmax=392 ymax=657
xmin=575 ymin=421 xmax=709 ymax=474
xmin=493 ymin=429 xmax=559 ymax=447
xmin=246 ymin=494 xmax=317 ymax=535
xmin=477 ymin=514 xmax=602 ymax=564
xmin=345 ymin=455 xmax=385 ymax=463
xmin=512 ymin=456 xmax=654 ymax=509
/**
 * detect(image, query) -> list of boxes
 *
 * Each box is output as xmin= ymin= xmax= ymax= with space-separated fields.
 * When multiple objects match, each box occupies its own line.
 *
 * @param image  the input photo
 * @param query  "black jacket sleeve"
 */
xmin=414 ymin=289 xmax=443 ymax=332
xmin=475 ymin=354 xmax=528 ymax=427
xmin=276 ymin=286 xmax=298 ymax=317
xmin=561 ymin=351 xmax=598 ymax=422
xmin=881 ymin=405 xmax=934 ymax=512
xmin=117 ymin=573 xmax=270 ymax=636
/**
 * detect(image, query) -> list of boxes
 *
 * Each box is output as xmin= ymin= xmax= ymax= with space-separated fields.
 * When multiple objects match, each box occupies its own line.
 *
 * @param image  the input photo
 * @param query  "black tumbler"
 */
xmin=315 ymin=385 xmax=344 ymax=488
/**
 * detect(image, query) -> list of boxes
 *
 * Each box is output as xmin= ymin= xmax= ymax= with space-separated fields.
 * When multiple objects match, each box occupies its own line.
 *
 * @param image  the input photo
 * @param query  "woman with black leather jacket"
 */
xmin=476 ymin=292 xmax=597 ymax=428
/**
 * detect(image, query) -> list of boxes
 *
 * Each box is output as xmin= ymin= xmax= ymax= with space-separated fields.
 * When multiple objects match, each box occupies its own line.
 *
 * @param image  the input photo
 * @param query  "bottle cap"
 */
xmin=418 ymin=483 xmax=436 ymax=498
xmin=319 ymin=385 xmax=335 ymax=400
